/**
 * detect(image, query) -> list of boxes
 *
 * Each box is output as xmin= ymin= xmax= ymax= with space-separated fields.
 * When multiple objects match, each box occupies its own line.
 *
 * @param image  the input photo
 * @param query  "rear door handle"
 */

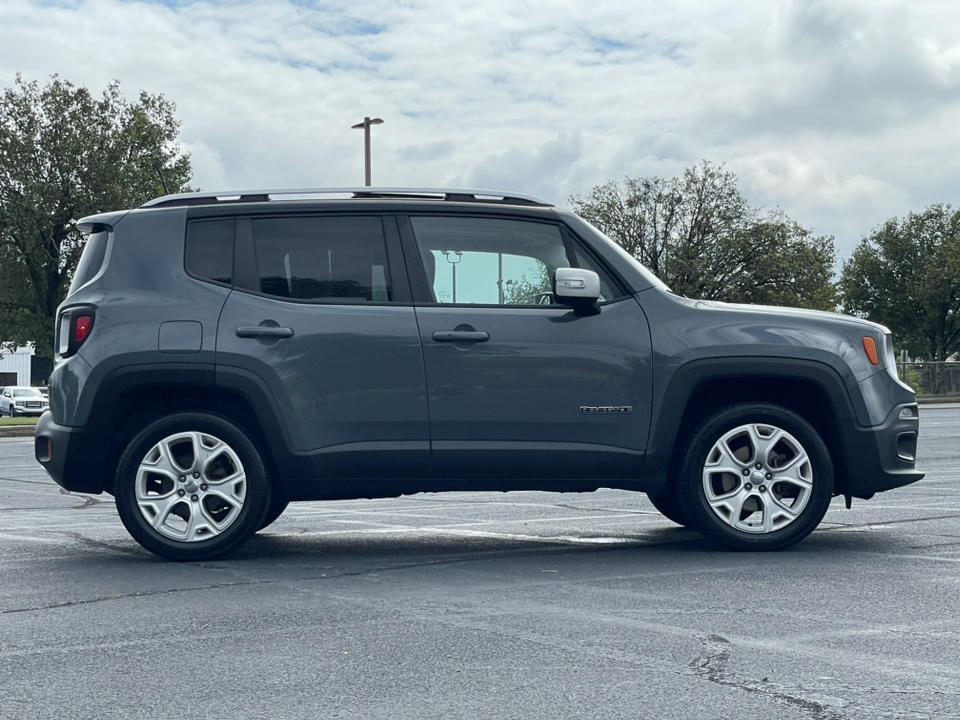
xmin=236 ymin=326 xmax=295 ymax=338
xmin=432 ymin=331 xmax=490 ymax=343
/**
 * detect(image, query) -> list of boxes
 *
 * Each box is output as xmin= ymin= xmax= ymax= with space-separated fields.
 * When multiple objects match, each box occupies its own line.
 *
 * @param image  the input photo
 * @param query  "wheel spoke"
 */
xmin=204 ymin=482 xmax=245 ymax=509
xmin=774 ymin=457 xmax=813 ymax=491
xmin=184 ymin=502 xmax=218 ymax=541
xmin=140 ymin=492 xmax=181 ymax=530
xmin=194 ymin=434 xmax=225 ymax=470
xmin=769 ymin=492 xmax=803 ymax=517
xmin=707 ymin=438 xmax=748 ymax=477
xmin=760 ymin=497 xmax=777 ymax=532
xmin=141 ymin=441 xmax=181 ymax=480
xmin=745 ymin=424 xmax=784 ymax=468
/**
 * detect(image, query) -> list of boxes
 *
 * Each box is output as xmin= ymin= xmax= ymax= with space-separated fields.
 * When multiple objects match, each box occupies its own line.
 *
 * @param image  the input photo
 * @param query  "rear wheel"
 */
xmin=115 ymin=412 xmax=270 ymax=561
xmin=678 ymin=403 xmax=833 ymax=551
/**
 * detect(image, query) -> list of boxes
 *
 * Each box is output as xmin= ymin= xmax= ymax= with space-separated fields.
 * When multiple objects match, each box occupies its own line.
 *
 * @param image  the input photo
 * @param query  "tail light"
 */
xmin=75 ymin=315 xmax=92 ymax=343
xmin=57 ymin=306 xmax=96 ymax=357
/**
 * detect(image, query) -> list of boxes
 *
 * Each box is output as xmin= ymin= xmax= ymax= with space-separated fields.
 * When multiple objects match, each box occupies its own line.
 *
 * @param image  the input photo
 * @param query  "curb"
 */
xmin=0 ymin=426 xmax=36 ymax=438
xmin=918 ymin=396 xmax=960 ymax=405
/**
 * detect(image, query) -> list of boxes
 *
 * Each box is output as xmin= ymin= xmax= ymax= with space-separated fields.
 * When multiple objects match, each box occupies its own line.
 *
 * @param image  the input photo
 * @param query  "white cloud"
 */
xmin=3 ymin=0 xmax=960 ymax=265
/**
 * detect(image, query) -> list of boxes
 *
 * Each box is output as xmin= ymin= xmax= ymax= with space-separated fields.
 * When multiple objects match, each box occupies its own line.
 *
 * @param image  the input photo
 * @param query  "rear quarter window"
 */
xmin=186 ymin=219 xmax=235 ymax=285
xmin=69 ymin=230 xmax=110 ymax=295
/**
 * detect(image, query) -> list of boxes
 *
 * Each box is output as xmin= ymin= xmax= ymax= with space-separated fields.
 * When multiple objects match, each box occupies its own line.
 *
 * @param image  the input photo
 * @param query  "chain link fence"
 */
xmin=896 ymin=362 xmax=960 ymax=397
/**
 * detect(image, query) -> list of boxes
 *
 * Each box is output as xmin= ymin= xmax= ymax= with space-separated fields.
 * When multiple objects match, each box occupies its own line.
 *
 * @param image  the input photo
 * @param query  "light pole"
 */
xmin=350 ymin=116 xmax=384 ymax=186
xmin=442 ymin=251 xmax=462 ymax=303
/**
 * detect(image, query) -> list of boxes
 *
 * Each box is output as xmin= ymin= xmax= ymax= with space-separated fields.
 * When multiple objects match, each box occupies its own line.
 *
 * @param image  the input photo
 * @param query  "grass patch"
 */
xmin=0 ymin=417 xmax=38 ymax=426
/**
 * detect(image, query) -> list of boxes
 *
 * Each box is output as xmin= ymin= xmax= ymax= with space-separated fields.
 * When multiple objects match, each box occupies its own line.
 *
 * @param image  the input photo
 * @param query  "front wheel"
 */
xmin=115 ymin=413 xmax=270 ymax=561
xmin=678 ymin=403 xmax=833 ymax=551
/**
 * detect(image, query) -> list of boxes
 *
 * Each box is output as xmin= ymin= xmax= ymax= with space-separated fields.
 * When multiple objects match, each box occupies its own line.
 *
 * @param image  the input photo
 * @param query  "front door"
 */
xmin=402 ymin=214 xmax=652 ymax=480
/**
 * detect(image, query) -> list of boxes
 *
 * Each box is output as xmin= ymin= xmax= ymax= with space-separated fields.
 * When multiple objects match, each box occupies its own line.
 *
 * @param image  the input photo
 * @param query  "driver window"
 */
xmin=410 ymin=217 xmax=569 ymax=306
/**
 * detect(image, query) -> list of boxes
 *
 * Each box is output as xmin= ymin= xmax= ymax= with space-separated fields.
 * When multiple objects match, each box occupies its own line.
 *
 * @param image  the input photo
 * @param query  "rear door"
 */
xmin=401 ymin=214 xmax=653 ymax=481
xmin=214 ymin=213 xmax=429 ymax=480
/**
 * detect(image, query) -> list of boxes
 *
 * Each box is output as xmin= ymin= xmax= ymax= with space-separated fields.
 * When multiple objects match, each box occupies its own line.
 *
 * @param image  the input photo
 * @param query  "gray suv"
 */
xmin=35 ymin=188 xmax=922 ymax=560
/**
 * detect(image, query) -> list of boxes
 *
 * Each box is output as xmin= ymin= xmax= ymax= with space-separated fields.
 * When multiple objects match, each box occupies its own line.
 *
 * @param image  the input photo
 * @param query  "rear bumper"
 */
xmin=34 ymin=412 xmax=107 ymax=494
xmin=839 ymin=402 xmax=923 ymax=498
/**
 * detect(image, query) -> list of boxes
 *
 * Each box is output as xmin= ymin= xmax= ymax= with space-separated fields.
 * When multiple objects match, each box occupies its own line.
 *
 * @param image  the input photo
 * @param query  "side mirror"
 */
xmin=554 ymin=267 xmax=600 ymax=313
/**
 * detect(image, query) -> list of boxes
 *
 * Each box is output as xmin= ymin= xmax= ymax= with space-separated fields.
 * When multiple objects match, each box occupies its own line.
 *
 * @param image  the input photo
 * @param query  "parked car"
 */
xmin=1 ymin=386 xmax=49 ymax=417
xmin=34 ymin=188 xmax=922 ymax=560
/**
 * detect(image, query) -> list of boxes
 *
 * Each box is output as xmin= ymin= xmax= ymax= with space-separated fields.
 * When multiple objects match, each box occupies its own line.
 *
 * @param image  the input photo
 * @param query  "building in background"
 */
xmin=0 ymin=345 xmax=35 ymax=386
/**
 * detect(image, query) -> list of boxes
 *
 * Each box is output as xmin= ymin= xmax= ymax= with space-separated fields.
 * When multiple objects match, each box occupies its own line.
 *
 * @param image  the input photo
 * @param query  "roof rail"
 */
xmin=141 ymin=187 xmax=553 ymax=209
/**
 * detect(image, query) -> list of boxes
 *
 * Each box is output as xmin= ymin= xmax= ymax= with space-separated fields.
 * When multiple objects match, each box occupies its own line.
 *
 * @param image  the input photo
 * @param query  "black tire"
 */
xmin=258 ymin=494 xmax=289 ymax=531
xmin=114 ymin=412 xmax=271 ymax=561
xmin=677 ymin=402 xmax=833 ymax=551
xmin=647 ymin=491 xmax=690 ymax=527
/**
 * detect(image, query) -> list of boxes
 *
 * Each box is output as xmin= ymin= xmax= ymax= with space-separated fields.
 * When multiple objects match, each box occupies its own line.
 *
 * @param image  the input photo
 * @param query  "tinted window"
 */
xmin=69 ymin=230 xmax=109 ymax=294
xmin=252 ymin=216 xmax=391 ymax=302
xmin=186 ymin=219 xmax=234 ymax=285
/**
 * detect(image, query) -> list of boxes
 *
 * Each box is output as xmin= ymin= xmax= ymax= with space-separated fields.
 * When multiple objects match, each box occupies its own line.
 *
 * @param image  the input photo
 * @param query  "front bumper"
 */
xmin=838 ymin=402 xmax=923 ymax=498
xmin=34 ymin=411 xmax=107 ymax=494
xmin=12 ymin=406 xmax=47 ymax=416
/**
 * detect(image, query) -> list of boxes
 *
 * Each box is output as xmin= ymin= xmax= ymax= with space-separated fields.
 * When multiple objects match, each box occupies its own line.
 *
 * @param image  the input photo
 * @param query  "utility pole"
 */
xmin=350 ymin=117 xmax=384 ymax=186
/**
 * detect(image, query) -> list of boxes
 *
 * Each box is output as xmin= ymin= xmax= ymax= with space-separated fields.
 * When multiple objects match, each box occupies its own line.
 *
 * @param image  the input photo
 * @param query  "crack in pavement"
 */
xmin=33 ymin=531 xmax=146 ymax=557
xmin=57 ymin=488 xmax=110 ymax=509
xmin=690 ymin=634 xmax=849 ymax=720
xmin=3 ymin=579 xmax=272 ymax=614
xmin=824 ymin=514 xmax=960 ymax=531
xmin=0 ymin=476 xmax=55 ymax=486
xmin=404 ymin=495 xmax=650 ymax=516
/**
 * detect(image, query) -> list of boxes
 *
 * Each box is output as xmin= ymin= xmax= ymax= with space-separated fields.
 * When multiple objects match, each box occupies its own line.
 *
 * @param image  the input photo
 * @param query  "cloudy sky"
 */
xmin=3 ymin=0 xmax=960 ymax=263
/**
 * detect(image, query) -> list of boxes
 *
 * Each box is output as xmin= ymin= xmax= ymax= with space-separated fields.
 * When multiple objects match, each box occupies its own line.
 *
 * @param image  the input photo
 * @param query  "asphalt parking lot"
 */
xmin=2 ymin=409 xmax=959 ymax=720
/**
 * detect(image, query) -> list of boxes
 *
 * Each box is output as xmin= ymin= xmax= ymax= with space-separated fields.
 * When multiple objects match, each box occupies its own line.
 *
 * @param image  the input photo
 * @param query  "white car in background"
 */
xmin=0 ymin=386 xmax=49 ymax=417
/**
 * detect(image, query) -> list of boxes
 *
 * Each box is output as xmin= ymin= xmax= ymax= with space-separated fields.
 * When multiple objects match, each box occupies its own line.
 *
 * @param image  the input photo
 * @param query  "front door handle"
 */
xmin=432 ymin=331 xmax=490 ymax=343
xmin=236 ymin=326 xmax=295 ymax=338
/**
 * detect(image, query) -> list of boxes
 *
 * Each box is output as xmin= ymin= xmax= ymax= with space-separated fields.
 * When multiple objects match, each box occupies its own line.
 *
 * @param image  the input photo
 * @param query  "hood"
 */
xmin=694 ymin=299 xmax=890 ymax=335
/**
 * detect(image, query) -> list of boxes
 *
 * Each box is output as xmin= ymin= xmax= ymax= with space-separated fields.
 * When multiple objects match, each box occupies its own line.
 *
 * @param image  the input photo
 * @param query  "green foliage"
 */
xmin=897 ymin=363 xmax=924 ymax=395
xmin=502 ymin=265 xmax=551 ymax=304
xmin=0 ymin=75 xmax=193 ymax=356
xmin=569 ymin=161 xmax=837 ymax=309
xmin=840 ymin=204 xmax=960 ymax=361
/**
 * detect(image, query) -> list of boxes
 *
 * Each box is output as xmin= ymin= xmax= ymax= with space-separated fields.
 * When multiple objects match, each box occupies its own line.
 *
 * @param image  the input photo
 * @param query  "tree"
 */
xmin=0 ymin=74 xmax=193 ymax=360
xmin=840 ymin=204 xmax=960 ymax=361
xmin=569 ymin=161 xmax=837 ymax=309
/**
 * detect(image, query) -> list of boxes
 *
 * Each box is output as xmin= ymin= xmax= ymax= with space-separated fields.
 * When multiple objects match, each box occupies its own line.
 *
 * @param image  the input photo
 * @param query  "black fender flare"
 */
xmin=639 ymin=357 xmax=859 ymax=482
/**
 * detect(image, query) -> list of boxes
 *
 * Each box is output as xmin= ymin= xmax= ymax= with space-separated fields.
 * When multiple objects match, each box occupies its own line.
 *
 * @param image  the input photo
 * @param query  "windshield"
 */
xmin=12 ymin=388 xmax=43 ymax=398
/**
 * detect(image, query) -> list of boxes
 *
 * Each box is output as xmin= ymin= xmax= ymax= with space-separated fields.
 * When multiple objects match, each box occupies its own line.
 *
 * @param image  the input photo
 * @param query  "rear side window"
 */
xmin=186 ymin=219 xmax=234 ymax=285
xmin=251 ymin=216 xmax=391 ymax=302
xmin=69 ymin=230 xmax=109 ymax=294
